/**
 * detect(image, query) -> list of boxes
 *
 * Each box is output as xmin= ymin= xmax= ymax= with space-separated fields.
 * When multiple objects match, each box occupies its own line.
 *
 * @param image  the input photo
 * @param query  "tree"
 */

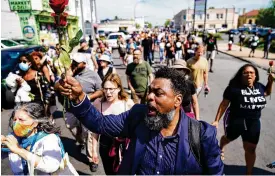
xmin=164 ymin=19 xmax=171 ymax=27
xmin=135 ymin=23 xmax=141 ymax=29
xmin=114 ymin=16 xmax=119 ymax=20
xmin=257 ymin=0 xmax=275 ymax=28
xmin=145 ymin=22 xmax=152 ymax=28
xmin=209 ymin=7 xmax=215 ymax=9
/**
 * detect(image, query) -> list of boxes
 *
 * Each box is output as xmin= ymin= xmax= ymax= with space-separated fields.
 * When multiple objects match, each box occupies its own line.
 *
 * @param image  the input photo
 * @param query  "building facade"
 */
xmin=238 ymin=10 xmax=258 ymax=27
xmin=173 ymin=8 xmax=239 ymax=32
xmin=2 ymin=0 xmax=79 ymax=45
xmin=98 ymin=19 xmax=137 ymax=33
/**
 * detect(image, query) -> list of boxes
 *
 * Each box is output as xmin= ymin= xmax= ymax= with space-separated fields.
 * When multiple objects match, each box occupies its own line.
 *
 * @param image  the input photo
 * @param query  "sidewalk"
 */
xmin=217 ymin=43 xmax=275 ymax=71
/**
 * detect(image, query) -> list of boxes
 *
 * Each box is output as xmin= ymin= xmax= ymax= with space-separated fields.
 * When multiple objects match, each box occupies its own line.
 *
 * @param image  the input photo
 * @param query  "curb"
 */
xmin=217 ymin=50 xmax=273 ymax=73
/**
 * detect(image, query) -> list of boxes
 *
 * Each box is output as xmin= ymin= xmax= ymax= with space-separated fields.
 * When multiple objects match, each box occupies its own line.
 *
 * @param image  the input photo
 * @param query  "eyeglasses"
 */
xmin=103 ymin=87 xmax=117 ymax=93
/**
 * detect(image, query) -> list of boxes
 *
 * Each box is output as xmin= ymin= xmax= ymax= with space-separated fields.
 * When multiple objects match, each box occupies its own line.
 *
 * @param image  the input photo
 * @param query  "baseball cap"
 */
xmin=172 ymin=59 xmax=191 ymax=74
xmin=71 ymin=53 xmax=86 ymax=63
xmin=99 ymin=54 xmax=111 ymax=63
xmin=79 ymin=39 xmax=87 ymax=44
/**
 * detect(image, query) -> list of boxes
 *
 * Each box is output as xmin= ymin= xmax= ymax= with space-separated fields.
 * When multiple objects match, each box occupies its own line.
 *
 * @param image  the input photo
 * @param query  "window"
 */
xmin=220 ymin=14 xmax=223 ymax=19
xmin=108 ymin=35 xmax=121 ymax=40
xmin=183 ymin=15 xmax=186 ymax=20
xmin=1 ymin=40 xmax=19 ymax=47
xmin=216 ymin=14 xmax=219 ymax=19
xmin=207 ymin=14 xmax=209 ymax=19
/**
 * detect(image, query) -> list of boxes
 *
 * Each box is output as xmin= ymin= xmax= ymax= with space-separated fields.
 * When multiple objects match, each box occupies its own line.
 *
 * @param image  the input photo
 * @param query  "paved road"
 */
xmin=1 ymin=50 xmax=275 ymax=175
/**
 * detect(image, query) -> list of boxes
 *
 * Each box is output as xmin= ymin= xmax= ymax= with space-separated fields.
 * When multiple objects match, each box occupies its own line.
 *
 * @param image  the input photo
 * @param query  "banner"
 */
xmin=194 ymin=0 xmax=206 ymax=15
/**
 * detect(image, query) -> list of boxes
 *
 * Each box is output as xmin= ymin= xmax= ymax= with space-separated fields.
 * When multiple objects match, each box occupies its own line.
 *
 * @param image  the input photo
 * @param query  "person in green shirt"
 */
xmin=126 ymin=49 xmax=154 ymax=104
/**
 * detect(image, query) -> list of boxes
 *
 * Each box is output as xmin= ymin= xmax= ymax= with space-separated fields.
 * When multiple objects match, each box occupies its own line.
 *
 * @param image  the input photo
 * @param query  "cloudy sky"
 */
xmin=95 ymin=0 xmax=270 ymax=25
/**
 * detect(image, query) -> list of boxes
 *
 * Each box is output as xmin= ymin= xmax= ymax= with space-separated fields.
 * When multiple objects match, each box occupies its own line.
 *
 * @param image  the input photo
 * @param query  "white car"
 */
xmin=106 ymin=32 xmax=127 ymax=49
xmin=1 ymin=38 xmax=25 ymax=49
xmin=216 ymin=28 xmax=227 ymax=32
xmin=206 ymin=28 xmax=216 ymax=34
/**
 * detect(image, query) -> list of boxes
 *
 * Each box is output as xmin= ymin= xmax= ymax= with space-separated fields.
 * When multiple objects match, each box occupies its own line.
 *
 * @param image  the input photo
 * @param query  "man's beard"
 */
xmin=144 ymin=109 xmax=176 ymax=131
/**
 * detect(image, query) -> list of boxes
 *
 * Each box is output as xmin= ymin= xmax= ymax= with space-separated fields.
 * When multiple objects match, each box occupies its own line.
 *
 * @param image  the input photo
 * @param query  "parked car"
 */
xmin=12 ymin=39 xmax=30 ymax=46
xmin=106 ymin=32 xmax=127 ymax=49
xmin=271 ymin=31 xmax=275 ymax=40
xmin=98 ymin=30 xmax=106 ymax=37
xmin=238 ymin=27 xmax=250 ymax=33
xmin=216 ymin=28 xmax=227 ymax=32
xmin=249 ymin=28 xmax=259 ymax=34
xmin=206 ymin=28 xmax=216 ymax=34
xmin=228 ymin=29 xmax=239 ymax=35
xmin=258 ymin=28 xmax=271 ymax=37
xmin=1 ymin=45 xmax=42 ymax=79
xmin=1 ymin=38 xmax=25 ymax=49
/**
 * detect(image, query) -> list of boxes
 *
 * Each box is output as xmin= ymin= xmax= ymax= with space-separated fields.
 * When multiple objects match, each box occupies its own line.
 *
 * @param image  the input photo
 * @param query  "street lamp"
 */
xmin=232 ymin=5 xmax=235 ymax=29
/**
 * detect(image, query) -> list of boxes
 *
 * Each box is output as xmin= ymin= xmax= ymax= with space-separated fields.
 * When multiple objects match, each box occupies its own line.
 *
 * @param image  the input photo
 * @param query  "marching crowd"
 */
xmin=1 ymin=28 xmax=275 ymax=175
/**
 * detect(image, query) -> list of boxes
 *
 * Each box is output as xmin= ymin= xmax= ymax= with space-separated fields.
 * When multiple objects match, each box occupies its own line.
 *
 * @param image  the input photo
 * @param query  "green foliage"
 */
xmin=257 ymin=0 xmax=275 ymax=28
xmin=209 ymin=7 xmax=215 ymax=9
xmin=69 ymin=29 xmax=83 ymax=52
xmin=145 ymin=22 xmax=152 ymax=29
xmin=135 ymin=23 xmax=141 ymax=29
xmin=114 ymin=16 xmax=119 ymax=20
xmin=198 ymin=32 xmax=222 ymax=40
xmin=164 ymin=19 xmax=171 ymax=27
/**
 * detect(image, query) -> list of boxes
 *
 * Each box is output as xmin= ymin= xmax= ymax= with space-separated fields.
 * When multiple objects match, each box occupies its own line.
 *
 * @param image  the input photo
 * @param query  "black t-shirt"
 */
xmin=182 ymin=80 xmax=196 ymax=112
xmin=223 ymin=82 xmax=266 ymax=119
xmin=174 ymin=40 xmax=183 ymax=51
xmin=165 ymin=42 xmax=174 ymax=58
xmin=206 ymin=37 xmax=217 ymax=51
xmin=142 ymin=38 xmax=153 ymax=53
xmin=239 ymin=34 xmax=246 ymax=42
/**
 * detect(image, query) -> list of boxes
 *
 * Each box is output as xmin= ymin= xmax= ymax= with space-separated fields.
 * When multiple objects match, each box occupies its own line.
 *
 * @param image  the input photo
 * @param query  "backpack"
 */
xmin=188 ymin=118 xmax=206 ymax=172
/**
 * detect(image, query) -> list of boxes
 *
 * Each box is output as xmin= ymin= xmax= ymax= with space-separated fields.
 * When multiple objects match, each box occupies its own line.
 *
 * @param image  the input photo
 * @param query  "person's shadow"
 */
xmin=224 ymin=164 xmax=275 ymax=175
xmin=60 ymin=136 xmax=89 ymax=165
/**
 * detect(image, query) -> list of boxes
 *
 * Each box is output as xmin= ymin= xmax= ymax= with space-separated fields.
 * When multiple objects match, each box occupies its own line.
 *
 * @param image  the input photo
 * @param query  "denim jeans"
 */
xmin=175 ymin=50 xmax=183 ymax=60
xmin=159 ymin=48 xmax=164 ymax=62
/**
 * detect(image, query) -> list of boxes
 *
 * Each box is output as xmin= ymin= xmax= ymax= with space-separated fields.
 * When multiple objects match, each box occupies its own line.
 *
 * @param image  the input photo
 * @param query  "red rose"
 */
xmin=49 ymin=0 xmax=69 ymax=14
xmin=269 ymin=61 xmax=274 ymax=67
xmin=51 ymin=12 xmax=67 ymax=26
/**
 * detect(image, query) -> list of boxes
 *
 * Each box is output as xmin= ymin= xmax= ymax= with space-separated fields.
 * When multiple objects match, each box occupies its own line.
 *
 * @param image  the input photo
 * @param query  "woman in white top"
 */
xmin=123 ymin=47 xmax=134 ymax=66
xmin=159 ymin=37 xmax=166 ymax=64
xmin=1 ymin=103 xmax=75 ymax=175
xmin=91 ymin=74 xmax=134 ymax=175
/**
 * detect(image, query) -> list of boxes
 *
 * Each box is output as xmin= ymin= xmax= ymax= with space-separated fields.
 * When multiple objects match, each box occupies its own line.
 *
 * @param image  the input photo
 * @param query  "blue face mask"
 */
xmin=19 ymin=62 xmax=30 ymax=72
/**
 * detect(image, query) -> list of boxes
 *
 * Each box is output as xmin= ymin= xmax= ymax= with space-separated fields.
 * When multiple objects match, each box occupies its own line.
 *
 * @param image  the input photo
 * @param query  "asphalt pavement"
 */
xmin=1 ymin=50 xmax=275 ymax=175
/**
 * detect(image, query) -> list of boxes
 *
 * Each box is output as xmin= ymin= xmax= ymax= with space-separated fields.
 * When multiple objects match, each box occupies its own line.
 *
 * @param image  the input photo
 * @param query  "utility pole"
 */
xmin=80 ymin=0 xmax=85 ymax=37
xmin=90 ymin=0 xmax=94 ymax=39
xmin=193 ymin=0 xmax=196 ymax=31
xmin=203 ymin=0 xmax=207 ymax=32
xmin=94 ymin=0 xmax=98 ymax=24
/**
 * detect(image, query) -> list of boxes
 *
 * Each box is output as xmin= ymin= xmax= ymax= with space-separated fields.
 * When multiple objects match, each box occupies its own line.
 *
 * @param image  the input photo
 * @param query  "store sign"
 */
xmin=194 ymin=0 xmax=206 ymax=15
xmin=42 ymin=0 xmax=52 ymax=11
xmin=18 ymin=13 xmax=36 ymax=41
xmin=23 ymin=26 xmax=35 ymax=39
xmin=9 ymin=0 xmax=31 ymax=11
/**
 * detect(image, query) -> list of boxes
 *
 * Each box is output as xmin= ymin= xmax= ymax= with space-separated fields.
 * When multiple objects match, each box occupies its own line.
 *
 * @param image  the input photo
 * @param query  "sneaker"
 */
xmin=89 ymin=162 xmax=98 ymax=172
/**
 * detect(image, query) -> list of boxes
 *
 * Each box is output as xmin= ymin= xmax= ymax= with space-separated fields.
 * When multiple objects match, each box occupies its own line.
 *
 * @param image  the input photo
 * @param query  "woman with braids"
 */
xmin=212 ymin=64 xmax=274 ymax=175
xmin=1 ymin=102 xmax=73 ymax=175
